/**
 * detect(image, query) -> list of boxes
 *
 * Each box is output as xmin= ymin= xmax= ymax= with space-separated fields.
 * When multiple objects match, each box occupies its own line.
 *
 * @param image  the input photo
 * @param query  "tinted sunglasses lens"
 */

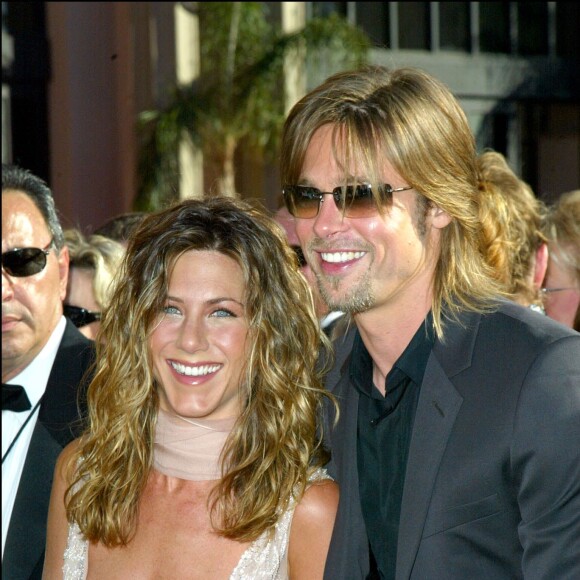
xmin=64 ymin=305 xmax=101 ymax=328
xmin=284 ymin=186 xmax=320 ymax=218
xmin=2 ymin=248 xmax=47 ymax=277
xmin=340 ymin=184 xmax=377 ymax=218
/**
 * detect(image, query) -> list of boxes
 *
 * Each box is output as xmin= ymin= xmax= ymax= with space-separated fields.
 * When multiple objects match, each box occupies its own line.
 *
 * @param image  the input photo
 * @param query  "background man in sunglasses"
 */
xmin=281 ymin=66 xmax=580 ymax=579
xmin=2 ymin=164 xmax=94 ymax=579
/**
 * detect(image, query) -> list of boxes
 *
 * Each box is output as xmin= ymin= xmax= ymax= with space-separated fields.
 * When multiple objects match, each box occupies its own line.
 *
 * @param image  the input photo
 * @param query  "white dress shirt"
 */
xmin=321 ymin=310 xmax=345 ymax=331
xmin=2 ymin=316 xmax=66 ymax=558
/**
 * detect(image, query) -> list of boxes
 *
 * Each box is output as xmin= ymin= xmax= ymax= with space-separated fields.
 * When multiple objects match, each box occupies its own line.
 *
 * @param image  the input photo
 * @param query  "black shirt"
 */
xmin=352 ymin=314 xmax=434 ymax=579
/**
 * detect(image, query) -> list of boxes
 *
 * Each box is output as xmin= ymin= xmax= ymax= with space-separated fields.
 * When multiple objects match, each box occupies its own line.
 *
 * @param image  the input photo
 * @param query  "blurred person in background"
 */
xmin=64 ymin=229 xmax=125 ymax=341
xmin=93 ymin=211 xmax=147 ymax=249
xmin=542 ymin=189 xmax=580 ymax=331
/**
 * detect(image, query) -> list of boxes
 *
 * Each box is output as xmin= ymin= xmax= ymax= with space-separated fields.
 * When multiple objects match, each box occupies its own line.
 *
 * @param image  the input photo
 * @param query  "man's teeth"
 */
xmin=170 ymin=362 xmax=220 ymax=376
xmin=320 ymin=251 xmax=365 ymax=263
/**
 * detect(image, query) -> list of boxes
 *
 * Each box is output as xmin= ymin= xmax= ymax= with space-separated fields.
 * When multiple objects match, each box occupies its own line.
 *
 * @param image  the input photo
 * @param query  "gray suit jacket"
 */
xmin=323 ymin=301 xmax=580 ymax=579
xmin=2 ymin=320 xmax=94 ymax=580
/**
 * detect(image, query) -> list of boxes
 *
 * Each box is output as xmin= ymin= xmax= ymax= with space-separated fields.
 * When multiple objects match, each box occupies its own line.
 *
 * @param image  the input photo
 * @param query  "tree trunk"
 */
xmin=216 ymin=135 xmax=237 ymax=197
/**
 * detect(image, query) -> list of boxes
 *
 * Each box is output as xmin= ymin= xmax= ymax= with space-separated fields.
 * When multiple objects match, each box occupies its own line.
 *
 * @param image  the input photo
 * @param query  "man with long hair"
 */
xmin=281 ymin=66 xmax=580 ymax=579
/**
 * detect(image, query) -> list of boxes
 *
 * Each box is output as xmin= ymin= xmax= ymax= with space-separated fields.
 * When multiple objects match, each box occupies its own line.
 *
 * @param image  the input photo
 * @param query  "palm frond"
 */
xmin=135 ymin=4 xmax=370 ymax=208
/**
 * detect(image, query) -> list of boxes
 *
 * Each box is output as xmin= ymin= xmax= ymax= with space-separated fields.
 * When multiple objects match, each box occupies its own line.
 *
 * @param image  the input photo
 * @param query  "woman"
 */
xmin=64 ymin=229 xmax=125 ymax=340
xmin=44 ymin=198 xmax=338 ymax=579
xmin=542 ymin=189 xmax=580 ymax=330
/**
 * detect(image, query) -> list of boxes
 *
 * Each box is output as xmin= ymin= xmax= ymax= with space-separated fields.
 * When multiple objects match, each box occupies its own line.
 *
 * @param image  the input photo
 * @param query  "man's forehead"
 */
xmin=2 ymin=191 xmax=51 ymax=249
xmin=301 ymin=126 xmax=399 ymax=183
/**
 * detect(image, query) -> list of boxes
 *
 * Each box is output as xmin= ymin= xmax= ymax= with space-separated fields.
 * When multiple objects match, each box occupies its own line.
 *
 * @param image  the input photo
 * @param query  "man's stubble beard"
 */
xmin=315 ymin=267 xmax=375 ymax=314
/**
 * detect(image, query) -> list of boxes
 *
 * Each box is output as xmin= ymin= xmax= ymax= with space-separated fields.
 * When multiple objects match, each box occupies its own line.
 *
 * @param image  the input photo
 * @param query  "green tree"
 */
xmin=136 ymin=2 xmax=370 ymax=210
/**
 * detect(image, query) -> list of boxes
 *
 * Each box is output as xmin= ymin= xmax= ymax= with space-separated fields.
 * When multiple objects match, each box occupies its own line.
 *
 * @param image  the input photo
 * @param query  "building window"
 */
xmin=556 ymin=3 xmax=580 ymax=58
xmin=356 ymin=2 xmax=390 ymax=48
xmin=440 ymin=2 xmax=470 ymax=52
xmin=399 ymin=2 xmax=430 ymax=50
xmin=480 ymin=2 xmax=510 ymax=54
xmin=517 ymin=2 xmax=548 ymax=55
xmin=311 ymin=2 xmax=347 ymax=19
xmin=318 ymin=2 xmax=573 ymax=60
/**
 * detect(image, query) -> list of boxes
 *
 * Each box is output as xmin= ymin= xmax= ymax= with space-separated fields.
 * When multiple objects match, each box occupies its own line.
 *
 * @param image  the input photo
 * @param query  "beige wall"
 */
xmin=46 ymin=2 xmax=141 ymax=232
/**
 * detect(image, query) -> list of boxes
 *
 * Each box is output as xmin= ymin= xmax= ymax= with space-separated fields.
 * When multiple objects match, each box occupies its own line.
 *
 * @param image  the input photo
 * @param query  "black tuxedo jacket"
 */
xmin=323 ymin=301 xmax=580 ymax=579
xmin=2 ymin=320 xmax=95 ymax=580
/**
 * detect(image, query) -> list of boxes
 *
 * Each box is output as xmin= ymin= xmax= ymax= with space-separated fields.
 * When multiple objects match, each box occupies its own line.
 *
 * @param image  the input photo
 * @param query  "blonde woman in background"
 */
xmin=542 ymin=189 xmax=580 ymax=331
xmin=63 ymin=229 xmax=124 ymax=340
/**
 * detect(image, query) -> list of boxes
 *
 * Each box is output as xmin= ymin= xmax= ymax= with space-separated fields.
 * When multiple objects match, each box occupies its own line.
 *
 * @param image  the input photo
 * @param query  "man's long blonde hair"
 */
xmin=476 ymin=151 xmax=547 ymax=307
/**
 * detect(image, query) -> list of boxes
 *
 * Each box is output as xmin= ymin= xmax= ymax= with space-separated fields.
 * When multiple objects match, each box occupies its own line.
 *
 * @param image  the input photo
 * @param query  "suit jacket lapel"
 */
xmin=396 ymin=312 xmax=479 ymax=580
xmin=396 ymin=356 xmax=462 ymax=579
xmin=324 ymin=329 xmax=372 ymax=579
xmin=39 ymin=321 xmax=92 ymax=445
xmin=3 ymin=422 xmax=62 ymax=579
xmin=3 ymin=321 xmax=93 ymax=580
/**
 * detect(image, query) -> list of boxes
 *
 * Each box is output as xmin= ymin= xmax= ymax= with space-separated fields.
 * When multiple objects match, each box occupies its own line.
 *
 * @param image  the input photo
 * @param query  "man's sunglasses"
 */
xmin=64 ymin=304 xmax=102 ymax=328
xmin=1 ymin=240 xmax=54 ymax=277
xmin=282 ymin=183 xmax=413 ymax=219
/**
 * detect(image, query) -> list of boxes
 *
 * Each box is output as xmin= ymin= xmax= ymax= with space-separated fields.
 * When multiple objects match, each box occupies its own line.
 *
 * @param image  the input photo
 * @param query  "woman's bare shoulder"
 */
xmin=288 ymin=476 xmax=339 ymax=578
xmin=295 ymin=476 xmax=339 ymax=526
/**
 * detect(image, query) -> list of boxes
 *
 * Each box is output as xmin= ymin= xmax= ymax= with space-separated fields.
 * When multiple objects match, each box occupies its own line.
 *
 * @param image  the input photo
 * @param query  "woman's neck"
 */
xmin=154 ymin=408 xmax=236 ymax=481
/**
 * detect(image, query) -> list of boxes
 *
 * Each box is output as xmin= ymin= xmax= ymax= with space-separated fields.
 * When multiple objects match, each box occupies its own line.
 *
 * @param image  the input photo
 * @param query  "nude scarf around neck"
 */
xmin=153 ymin=407 xmax=236 ymax=481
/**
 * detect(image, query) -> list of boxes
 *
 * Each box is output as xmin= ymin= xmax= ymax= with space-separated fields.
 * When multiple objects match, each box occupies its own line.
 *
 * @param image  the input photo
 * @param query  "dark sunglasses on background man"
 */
xmin=64 ymin=304 xmax=102 ymax=328
xmin=1 ymin=240 xmax=54 ymax=277
xmin=283 ymin=183 xmax=413 ymax=219
xmin=290 ymin=245 xmax=307 ymax=268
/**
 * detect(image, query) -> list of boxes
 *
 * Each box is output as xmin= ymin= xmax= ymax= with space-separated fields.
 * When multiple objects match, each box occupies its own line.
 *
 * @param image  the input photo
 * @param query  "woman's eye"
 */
xmin=163 ymin=305 xmax=181 ymax=316
xmin=211 ymin=308 xmax=235 ymax=318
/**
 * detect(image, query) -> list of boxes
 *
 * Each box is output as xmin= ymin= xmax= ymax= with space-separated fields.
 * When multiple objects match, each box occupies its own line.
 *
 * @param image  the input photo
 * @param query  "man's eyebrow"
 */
xmin=296 ymin=174 xmax=368 ymax=186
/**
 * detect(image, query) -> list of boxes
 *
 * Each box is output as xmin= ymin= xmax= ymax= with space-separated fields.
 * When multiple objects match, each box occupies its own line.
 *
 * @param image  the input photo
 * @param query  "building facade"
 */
xmin=2 ymin=2 xmax=578 ymax=230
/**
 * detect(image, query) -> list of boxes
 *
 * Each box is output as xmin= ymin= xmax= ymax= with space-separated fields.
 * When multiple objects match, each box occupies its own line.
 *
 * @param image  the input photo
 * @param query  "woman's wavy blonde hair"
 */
xmin=281 ymin=65 xmax=505 ymax=339
xmin=65 ymin=197 xmax=332 ymax=546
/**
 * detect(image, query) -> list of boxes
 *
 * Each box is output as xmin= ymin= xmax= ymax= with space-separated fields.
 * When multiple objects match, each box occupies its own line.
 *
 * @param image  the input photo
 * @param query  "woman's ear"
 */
xmin=533 ymin=243 xmax=549 ymax=290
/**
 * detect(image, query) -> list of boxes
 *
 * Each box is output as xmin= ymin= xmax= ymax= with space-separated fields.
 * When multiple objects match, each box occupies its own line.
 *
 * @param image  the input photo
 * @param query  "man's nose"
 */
xmin=2 ymin=269 xmax=16 ymax=301
xmin=312 ymin=193 xmax=349 ymax=238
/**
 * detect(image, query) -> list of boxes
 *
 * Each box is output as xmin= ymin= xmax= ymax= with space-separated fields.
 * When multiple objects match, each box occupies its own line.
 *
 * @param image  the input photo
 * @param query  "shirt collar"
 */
xmin=10 ymin=316 xmax=67 ymax=407
xmin=395 ymin=311 xmax=434 ymax=386
xmin=350 ymin=311 xmax=434 ymax=395
xmin=321 ymin=310 xmax=344 ymax=329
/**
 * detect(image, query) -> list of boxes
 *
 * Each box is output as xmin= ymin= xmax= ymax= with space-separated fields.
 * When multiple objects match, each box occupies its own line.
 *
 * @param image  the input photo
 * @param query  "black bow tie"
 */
xmin=2 ymin=383 xmax=32 ymax=412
